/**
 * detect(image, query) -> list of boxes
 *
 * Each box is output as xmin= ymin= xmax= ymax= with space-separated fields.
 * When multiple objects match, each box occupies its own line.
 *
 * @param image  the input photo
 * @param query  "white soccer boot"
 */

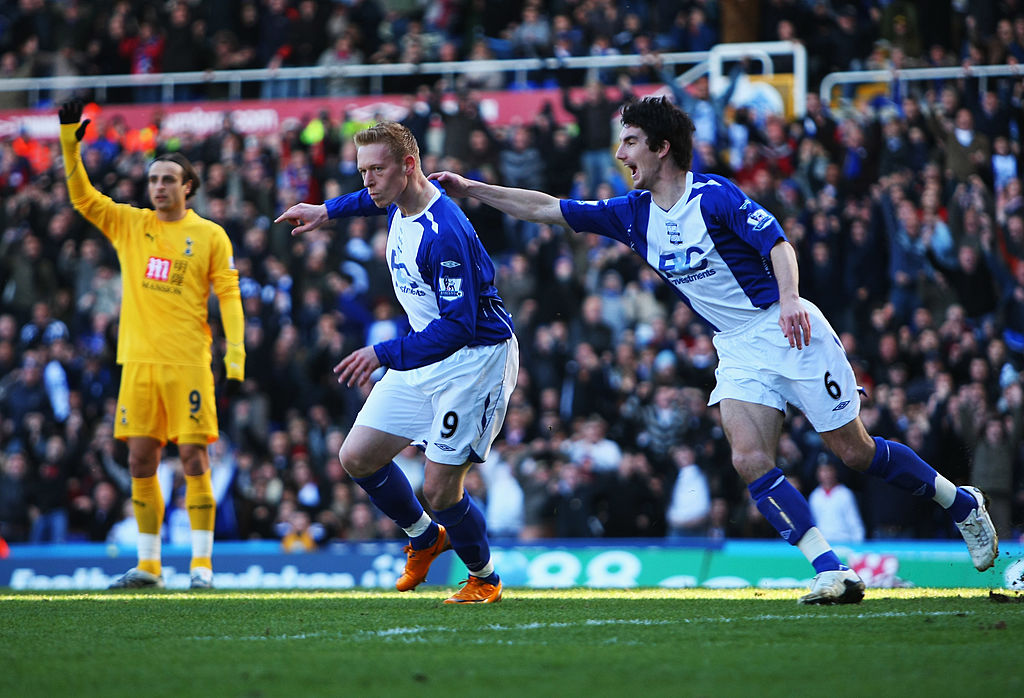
xmin=189 ymin=567 xmax=214 ymax=589
xmin=798 ymin=568 xmax=865 ymax=605
xmin=955 ymin=486 xmax=998 ymax=571
xmin=108 ymin=567 xmax=164 ymax=589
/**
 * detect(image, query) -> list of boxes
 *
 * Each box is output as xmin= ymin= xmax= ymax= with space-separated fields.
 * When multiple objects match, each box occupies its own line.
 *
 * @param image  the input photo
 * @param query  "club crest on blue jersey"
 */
xmin=666 ymin=220 xmax=683 ymax=246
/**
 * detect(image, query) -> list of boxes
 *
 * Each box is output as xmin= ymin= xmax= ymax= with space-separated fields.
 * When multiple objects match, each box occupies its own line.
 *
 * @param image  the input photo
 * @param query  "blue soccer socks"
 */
xmin=749 ymin=467 xmax=814 ymax=544
xmin=433 ymin=493 xmax=496 ymax=580
xmin=748 ymin=467 xmax=843 ymax=572
xmin=866 ymin=436 xmax=975 ymax=519
xmin=866 ymin=437 xmax=937 ymax=498
xmin=352 ymin=461 xmax=426 ymax=531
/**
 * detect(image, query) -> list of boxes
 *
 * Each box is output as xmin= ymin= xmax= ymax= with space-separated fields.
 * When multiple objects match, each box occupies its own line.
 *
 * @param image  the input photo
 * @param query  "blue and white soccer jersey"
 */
xmin=560 ymin=170 xmax=859 ymax=430
xmin=326 ymin=183 xmax=518 ymax=464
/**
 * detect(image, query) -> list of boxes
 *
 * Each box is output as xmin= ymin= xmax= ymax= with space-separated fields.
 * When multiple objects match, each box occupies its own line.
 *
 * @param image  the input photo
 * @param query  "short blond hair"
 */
xmin=353 ymin=121 xmax=420 ymax=168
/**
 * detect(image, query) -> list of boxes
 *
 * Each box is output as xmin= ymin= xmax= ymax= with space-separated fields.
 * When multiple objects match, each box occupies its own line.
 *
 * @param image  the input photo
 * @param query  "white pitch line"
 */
xmin=187 ymin=610 xmax=972 ymax=642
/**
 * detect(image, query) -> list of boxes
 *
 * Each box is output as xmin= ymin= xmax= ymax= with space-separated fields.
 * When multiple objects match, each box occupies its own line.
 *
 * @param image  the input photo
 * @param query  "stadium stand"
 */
xmin=1 ymin=0 xmax=1022 ymax=549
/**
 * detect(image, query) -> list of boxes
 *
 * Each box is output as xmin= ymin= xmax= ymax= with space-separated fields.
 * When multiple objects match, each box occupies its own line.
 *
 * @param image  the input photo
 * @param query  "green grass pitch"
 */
xmin=3 ymin=587 xmax=1022 ymax=697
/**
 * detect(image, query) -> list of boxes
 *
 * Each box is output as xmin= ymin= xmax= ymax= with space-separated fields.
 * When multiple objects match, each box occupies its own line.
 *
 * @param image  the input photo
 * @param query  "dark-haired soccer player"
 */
xmin=277 ymin=121 xmax=517 ymax=603
xmin=58 ymin=100 xmax=245 ymax=589
xmin=430 ymin=96 xmax=998 ymax=604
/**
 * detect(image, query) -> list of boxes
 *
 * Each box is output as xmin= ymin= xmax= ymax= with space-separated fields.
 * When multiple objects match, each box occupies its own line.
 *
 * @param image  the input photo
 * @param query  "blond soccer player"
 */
xmin=276 ymin=122 xmax=517 ymax=603
xmin=58 ymin=99 xmax=245 ymax=589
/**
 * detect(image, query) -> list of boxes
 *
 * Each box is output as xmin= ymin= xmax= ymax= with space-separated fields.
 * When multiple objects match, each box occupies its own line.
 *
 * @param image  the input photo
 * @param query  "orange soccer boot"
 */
xmin=395 ymin=525 xmax=451 ymax=592
xmin=443 ymin=576 xmax=503 ymax=604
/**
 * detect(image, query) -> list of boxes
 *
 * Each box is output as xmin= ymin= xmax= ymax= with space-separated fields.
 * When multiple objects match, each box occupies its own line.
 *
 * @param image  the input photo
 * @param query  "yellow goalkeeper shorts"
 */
xmin=114 ymin=363 xmax=218 ymax=445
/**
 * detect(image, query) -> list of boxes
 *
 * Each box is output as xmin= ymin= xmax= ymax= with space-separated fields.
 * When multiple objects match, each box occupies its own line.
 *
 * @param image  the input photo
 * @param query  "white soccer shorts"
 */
xmin=354 ymin=336 xmax=519 ymax=465
xmin=709 ymin=299 xmax=860 ymax=432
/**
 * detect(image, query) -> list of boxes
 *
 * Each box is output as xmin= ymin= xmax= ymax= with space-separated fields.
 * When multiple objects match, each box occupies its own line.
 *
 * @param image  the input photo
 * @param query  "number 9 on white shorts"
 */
xmin=353 ymin=337 xmax=519 ymax=465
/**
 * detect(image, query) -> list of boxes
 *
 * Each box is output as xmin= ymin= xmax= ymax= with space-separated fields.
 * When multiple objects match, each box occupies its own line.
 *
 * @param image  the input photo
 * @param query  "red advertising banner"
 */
xmin=0 ymin=85 xmax=665 ymax=141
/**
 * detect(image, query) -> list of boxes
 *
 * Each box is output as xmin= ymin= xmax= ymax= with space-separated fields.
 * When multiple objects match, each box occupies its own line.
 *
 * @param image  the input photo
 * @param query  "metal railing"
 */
xmin=7 ymin=46 xmax=1009 ymax=128
xmin=0 ymin=52 xmax=716 ymax=105
xmin=819 ymin=63 xmax=1022 ymax=106
xmin=0 ymin=42 xmax=808 ymax=109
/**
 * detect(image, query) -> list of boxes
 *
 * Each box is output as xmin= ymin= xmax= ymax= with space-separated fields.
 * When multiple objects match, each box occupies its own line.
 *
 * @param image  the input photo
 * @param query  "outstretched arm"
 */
xmin=57 ymin=99 xmax=94 ymax=203
xmin=429 ymin=171 xmax=567 ymax=227
xmin=275 ymin=202 xmax=329 ymax=235
xmin=277 ymin=189 xmax=385 ymax=235
xmin=57 ymin=100 xmax=131 ymax=238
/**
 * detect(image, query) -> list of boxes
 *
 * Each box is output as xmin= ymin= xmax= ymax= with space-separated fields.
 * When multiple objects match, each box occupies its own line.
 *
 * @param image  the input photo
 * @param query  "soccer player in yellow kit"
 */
xmin=58 ymin=100 xmax=245 ymax=589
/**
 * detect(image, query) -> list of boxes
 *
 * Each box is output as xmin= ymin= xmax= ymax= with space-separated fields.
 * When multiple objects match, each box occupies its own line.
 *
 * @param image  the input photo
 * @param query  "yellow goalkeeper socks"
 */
xmin=185 ymin=470 xmax=216 ymax=571
xmin=131 ymin=475 xmax=164 ymax=576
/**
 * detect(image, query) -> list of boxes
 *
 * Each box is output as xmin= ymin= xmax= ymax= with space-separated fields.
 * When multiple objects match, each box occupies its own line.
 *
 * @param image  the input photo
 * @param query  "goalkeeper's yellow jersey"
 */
xmin=61 ymin=130 xmax=242 ymax=368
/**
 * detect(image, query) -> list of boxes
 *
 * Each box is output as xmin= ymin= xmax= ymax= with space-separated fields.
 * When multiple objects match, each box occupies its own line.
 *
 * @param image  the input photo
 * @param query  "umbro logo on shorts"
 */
xmin=832 ymin=400 xmax=851 ymax=412
xmin=433 ymin=442 xmax=456 ymax=451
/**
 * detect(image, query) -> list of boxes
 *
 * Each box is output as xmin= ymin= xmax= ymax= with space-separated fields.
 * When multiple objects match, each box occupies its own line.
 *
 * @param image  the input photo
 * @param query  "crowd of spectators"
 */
xmin=2 ymin=0 xmax=1021 ymax=105
xmin=2 ymin=0 xmax=1024 ymax=551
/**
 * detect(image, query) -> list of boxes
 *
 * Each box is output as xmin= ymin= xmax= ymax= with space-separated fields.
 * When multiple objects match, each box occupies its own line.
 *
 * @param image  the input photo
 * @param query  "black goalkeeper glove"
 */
xmin=224 ymin=379 xmax=243 ymax=398
xmin=58 ymin=99 xmax=90 ymax=141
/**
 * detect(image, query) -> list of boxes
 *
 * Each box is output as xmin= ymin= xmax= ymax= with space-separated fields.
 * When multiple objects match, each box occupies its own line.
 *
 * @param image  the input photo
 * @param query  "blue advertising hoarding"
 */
xmin=2 ymin=539 xmax=1020 ymax=590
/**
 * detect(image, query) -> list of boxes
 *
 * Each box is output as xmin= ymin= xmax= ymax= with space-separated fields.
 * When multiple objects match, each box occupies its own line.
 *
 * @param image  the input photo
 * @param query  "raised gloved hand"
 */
xmin=57 ymin=99 xmax=90 ymax=141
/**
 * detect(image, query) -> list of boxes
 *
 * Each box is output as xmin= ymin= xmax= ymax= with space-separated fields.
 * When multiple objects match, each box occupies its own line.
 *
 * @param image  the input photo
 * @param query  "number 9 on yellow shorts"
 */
xmin=114 ymin=363 xmax=218 ymax=445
